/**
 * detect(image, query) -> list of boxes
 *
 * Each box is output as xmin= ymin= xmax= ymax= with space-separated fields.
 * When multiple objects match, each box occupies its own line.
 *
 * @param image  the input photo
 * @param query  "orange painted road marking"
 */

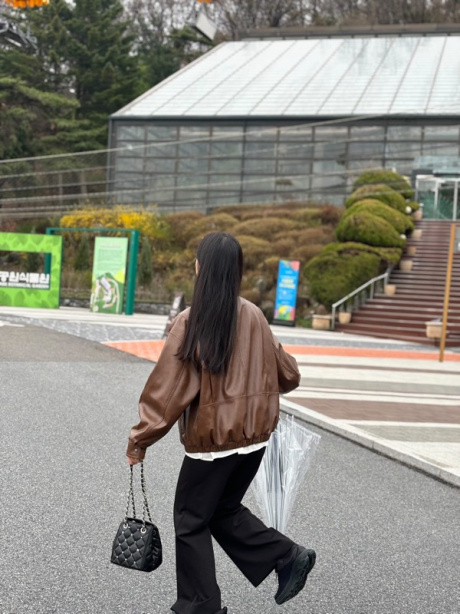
xmin=105 ymin=339 xmax=460 ymax=363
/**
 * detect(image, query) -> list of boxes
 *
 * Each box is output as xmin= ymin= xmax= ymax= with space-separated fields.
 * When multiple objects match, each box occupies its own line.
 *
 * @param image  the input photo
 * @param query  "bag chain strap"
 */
xmin=140 ymin=461 xmax=153 ymax=526
xmin=124 ymin=462 xmax=152 ymax=532
xmin=124 ymin=465 xmax=137 ymax=523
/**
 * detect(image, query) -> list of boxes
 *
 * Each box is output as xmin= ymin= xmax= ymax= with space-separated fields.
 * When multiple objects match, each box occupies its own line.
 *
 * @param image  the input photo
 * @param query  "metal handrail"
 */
xmin=331 ymin=268 xmax=392 ymax=330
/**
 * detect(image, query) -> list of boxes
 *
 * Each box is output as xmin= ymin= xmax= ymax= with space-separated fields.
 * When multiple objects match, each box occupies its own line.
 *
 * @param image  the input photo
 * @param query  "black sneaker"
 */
xmin=274 ymin=545 xmax=316 ymax=605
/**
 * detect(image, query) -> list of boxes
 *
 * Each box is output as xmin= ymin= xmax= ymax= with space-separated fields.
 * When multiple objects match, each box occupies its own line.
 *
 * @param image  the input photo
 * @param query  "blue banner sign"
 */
xmin=274 ymin=260 xmax=300 ymax=326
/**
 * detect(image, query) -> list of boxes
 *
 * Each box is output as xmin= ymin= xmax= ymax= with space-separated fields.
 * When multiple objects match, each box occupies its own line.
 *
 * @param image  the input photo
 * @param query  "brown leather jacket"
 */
xmin=127 ymin=297 xmax=300 ymax=460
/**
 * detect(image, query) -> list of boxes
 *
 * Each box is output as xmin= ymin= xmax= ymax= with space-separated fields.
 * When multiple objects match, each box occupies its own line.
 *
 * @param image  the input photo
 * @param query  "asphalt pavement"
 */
xmin=1 ymin=322 xmax=459 ymax=614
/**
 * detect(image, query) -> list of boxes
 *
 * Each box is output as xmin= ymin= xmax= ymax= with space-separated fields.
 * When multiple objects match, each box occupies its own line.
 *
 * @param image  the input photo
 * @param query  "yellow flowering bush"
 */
xmin=60 ymin=207 xmax=171 ymax=245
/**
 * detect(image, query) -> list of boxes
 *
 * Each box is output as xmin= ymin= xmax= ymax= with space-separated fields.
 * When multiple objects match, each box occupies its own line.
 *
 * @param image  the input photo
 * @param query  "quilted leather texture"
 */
xmin=111 ymin=517 xmax=162 ymax=573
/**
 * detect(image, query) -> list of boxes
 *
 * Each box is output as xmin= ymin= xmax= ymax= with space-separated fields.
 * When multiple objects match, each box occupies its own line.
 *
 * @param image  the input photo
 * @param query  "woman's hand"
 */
xmin=126 ymin=439 xmax=145 ymax=464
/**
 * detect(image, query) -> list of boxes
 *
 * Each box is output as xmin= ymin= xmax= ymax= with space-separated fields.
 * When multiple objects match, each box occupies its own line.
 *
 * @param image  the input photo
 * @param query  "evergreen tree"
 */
xmin=0 ymin=77 xmax=79 ymax=159
xmin=74 ymin=233 xmax=91 ymax=271
xmin=0 ymin=0 xmax=139 ymax=155
xmin=65 ymin=0 xmax=139 ymax=132
xmin=138 ymin=237 xmax=153 ymax=287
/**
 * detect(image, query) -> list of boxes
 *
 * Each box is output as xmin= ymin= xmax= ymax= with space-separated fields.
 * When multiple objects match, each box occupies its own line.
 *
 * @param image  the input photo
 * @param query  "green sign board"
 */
xmin=0 ymin=232 xmax=62 ymax=309
xmin=90 ymin=237 xmax=128 ymax=314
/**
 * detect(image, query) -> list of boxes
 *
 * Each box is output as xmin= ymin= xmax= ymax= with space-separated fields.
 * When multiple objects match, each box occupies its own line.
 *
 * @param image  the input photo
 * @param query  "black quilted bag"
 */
xmin=111 ymin=462 xmax=162 ymax=573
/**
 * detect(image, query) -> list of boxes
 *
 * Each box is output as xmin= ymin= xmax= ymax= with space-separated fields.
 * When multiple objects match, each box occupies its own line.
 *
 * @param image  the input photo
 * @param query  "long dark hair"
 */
xmin=178 ymin=232 xmax=243 ymax=375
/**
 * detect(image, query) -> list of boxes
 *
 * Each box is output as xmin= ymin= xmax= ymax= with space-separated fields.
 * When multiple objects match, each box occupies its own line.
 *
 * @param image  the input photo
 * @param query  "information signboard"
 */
xmin=90 ymin=237 xmax=128 ymax=314
xmin=0 ymin=232 xmax=62 ymax=308
xmin=273 ymin=260 xmax=300 ymax=326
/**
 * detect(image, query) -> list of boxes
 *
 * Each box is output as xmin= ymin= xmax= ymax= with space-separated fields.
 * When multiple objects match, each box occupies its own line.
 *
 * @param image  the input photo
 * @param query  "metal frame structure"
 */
xmin=108 ymin=117 xmax=460 ymax=210
xmin=415 ymin=175 xmax=460 ymax=220
xmin=109 ymin=31 xmax=460 ymax=210
xmin=0 ymin=11 xmax=36 ymax=50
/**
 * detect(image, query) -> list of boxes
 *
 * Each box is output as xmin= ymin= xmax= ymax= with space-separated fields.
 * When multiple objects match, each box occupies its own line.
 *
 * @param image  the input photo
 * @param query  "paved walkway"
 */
xmin=2 ymin=321 xmax=459 ymax=614
xmin=1 ymin=306 xmax=459 ymax=487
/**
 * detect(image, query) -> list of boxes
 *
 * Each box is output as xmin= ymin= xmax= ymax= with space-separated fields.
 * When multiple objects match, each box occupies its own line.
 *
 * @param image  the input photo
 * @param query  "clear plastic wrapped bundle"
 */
xmin=252 ymin=414 xmax=321 ymax=533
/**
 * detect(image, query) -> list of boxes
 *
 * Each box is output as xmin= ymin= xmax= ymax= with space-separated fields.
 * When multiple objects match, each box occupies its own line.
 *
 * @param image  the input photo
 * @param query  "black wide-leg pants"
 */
xmin=171 ymin=448 xmax=294 ymax=614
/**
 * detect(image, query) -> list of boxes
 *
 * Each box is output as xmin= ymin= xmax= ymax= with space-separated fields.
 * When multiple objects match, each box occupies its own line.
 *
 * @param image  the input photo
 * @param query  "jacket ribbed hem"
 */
xmin=183 ymin=434 xmax=271 ymax=454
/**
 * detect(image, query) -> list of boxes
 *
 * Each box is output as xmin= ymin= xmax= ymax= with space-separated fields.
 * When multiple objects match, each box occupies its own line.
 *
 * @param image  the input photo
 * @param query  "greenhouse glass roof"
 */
xmin=114 ymin=36 xmax=460 ymax=118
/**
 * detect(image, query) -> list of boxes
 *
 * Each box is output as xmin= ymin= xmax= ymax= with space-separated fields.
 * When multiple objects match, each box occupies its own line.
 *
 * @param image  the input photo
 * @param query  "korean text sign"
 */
xmin=274 ymin=260 xmax=300 ymax=325
xmin=0 ymin=232 xmax=62 ymax=309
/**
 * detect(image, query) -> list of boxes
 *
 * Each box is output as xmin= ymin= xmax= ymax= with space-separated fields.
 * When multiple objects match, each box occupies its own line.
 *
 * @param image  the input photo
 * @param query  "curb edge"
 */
xmin=280 ymin=398 xmax=460 ymax=489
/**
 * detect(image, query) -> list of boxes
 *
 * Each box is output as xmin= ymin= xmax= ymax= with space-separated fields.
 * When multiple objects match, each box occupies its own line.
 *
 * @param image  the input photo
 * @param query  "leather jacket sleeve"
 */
xmin=270 ymin=331 xmax=301 ymax=394
xmin=126 ymin=314 xmax=200 ymax=461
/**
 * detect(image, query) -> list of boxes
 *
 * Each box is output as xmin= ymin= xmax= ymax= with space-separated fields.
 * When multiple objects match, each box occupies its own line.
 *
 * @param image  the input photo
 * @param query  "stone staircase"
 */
xmin=336 ymin=219 xmax=460 ymax=347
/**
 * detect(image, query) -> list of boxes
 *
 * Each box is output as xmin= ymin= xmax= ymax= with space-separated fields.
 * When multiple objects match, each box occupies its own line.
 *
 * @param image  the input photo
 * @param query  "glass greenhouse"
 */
xmin=109 ymin=29 xmax=460 ymax=211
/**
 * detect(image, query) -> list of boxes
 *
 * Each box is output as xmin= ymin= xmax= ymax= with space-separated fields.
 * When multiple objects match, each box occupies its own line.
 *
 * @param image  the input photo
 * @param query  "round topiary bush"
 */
xmin=352 ymin=170 xmax=414 ymax=199
xmin=335 ymin=211 xmax=406 ymax=248
xmin=345 ymin=184 xmax=408 ymax=213
xmin=304 ymin=250 xmax=381 ymax=310
xmin=344 ymin=200 xmax=414 ymax=235
xmin=407 ymin=201 xmax=421 ymax=212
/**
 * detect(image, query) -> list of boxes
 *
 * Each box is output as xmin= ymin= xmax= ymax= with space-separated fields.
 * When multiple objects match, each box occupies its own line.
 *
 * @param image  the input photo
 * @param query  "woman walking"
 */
xmin=126 ymin=232 xmax=316 ymax=614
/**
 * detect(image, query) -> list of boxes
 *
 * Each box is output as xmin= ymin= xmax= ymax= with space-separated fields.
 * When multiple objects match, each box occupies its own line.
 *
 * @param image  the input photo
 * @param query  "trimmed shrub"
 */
xmin=262 ymin=256 xmax=281 ymax=289
xmin=282 ymin=226 xmax=336 ymax=245
xmin=0 ymin=218 xmax=17 ymax=232
xmin=241 ymin=288 xmax=261 ymax=305
xmin=239 ymin=207 xmax=302 ymax=222
xmin=407 ymin=201 xmax=421 ymax=212
xmin=345 ymin=184 xmax=408 ymax=213
xmin=344 ymin=200 xmax=414 ymax=235
xmin=215 ymin=204 xmax=258 ymax=220
xmin=353 ymin=169 xmax=414 ymax=199
xmin=310 ymin=204 xmax=345 ymax=225
xmin=164 ymin=268 xmax=196 ymax=303
xmin=215 ymin=203 xmax=310 ymax=221
xmin=164 ymin=211 xmax=205 ymax=248
xmin=234 ymin=235 xmax=273 ymax=269
xmin=272 ymin=238 xmax=294 ymax=258
xmin=335 ymin=211 xmax=406 ymax=248
xmin=291 ymin=207 xmax=323 ymax=224
xmin=153 ymin=249 xmax=195 ymax=273
xmin=183 ymin=213 xmax=238 ymax=246
xmin=291 ymin=244 xmax=324 ymax=263
xmin=232 ymin=217 xmax=300 ymax=241
xmin=305 ymin=250 xmax=382 ymax=310
xmin=323 ymin=242 xmax=403 ymax=266
xmin=260 ymin=300 xmax=275 ymax=323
